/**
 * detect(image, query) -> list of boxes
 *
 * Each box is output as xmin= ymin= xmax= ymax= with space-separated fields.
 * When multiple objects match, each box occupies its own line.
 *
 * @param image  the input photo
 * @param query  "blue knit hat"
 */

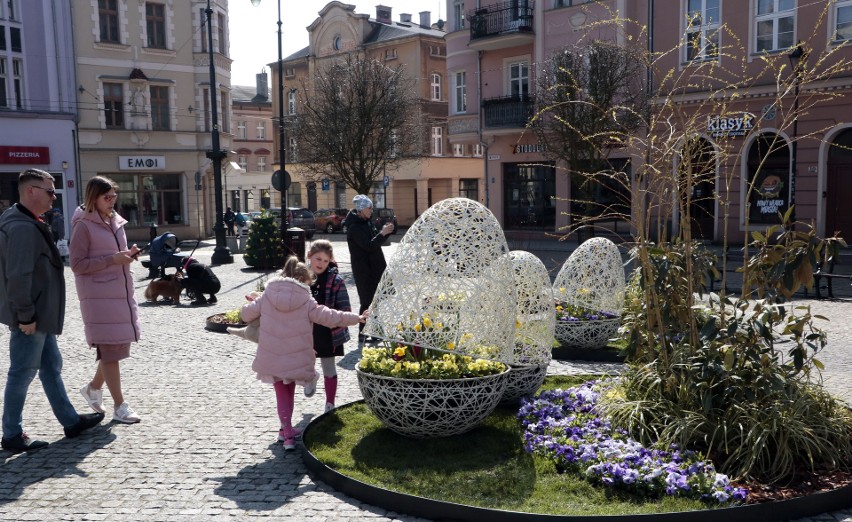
xmin=353 ymin=194 xmax=373 ymax=211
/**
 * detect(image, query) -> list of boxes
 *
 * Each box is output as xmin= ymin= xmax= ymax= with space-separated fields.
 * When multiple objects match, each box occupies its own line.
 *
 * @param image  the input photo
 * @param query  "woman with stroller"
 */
xmin=70 ymin=176 xmax=142 ymax=424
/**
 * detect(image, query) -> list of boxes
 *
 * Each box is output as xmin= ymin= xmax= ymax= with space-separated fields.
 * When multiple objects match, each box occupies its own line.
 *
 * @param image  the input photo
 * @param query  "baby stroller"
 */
xmin=141 ymin=232 xmax=190 ymax=280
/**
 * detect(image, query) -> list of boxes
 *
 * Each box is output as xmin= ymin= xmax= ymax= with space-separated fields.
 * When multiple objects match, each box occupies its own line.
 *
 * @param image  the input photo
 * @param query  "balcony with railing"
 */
xmin=468 ymin=1 xmax=535 ymax=51
xmin=482 ymin=95 xmax=535 ymax=129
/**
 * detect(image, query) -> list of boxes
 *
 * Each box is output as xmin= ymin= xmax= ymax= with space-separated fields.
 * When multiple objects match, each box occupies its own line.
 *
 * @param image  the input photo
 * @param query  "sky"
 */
xmin=228 ymin=0 xmax=445 ymax=88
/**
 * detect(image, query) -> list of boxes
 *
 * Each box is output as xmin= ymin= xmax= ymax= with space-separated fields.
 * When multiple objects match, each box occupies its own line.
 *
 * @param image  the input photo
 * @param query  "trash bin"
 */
xmin=226 ymin=235 xmax=240 ymax=254
xmin=286 ymin=227 xmax=306 ymax=262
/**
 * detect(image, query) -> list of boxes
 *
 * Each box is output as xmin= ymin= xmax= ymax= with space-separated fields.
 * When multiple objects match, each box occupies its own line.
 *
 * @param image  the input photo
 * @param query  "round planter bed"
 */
xmin=205 ymin=313 xmax=245 ymax=333
xmin=301 ymin=401 xmax=852 ymax=522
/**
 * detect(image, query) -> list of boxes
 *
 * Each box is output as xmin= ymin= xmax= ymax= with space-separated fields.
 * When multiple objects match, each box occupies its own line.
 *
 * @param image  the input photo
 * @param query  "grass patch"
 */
xmin=306 ymin=375 xmax=713 ymax=516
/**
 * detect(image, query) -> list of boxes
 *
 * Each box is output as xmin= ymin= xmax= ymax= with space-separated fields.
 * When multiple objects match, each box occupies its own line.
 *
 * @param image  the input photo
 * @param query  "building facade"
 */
xmin=274 ymin=2 xmax=484 ymax=227
xmin=73 ymin=0 xmax=236 ymax=242
xmin=446 ymin=0 xmax=852 ymax=244
xmin=230 ymin=72 xmax=274 ymax=213
xmin=0 ymin=0 xmax=79 ymax=240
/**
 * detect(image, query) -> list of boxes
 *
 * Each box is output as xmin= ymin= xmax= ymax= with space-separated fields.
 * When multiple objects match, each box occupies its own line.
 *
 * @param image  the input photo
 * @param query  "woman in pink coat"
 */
xmin=70 ymin=176 xmax=142 ymax=424
xmin=241 ymin=256 xmax=366 ymax=450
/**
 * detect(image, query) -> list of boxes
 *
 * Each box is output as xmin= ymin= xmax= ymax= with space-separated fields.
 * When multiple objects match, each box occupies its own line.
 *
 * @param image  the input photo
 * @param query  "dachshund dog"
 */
xmin=143 ymin=272 xmax=184 ymax=303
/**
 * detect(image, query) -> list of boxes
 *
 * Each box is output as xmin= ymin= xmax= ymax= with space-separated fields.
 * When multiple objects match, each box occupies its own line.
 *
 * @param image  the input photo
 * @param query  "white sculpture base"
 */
xmin=356 ymin=367 xmax=509 ymax=438
xmin=555 ymin=318 xmax=620 ymax=350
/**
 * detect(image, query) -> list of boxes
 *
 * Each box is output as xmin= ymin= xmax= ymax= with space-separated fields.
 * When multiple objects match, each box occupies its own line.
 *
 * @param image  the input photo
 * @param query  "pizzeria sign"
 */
xmin=0 ymin=146 xmax=50 ymax=165
xmin=707 ymin=112 xmax=755 ymax=138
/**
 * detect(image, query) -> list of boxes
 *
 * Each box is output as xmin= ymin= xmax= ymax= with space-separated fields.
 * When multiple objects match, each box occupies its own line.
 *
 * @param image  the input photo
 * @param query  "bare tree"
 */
xmin=532 ymin=40 xmax=649 ymax=225
xmin=291 ymin=55 xmax=420 ymax=194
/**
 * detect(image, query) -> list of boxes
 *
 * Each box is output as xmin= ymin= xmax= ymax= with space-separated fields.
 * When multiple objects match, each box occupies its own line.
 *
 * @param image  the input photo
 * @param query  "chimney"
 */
xmin=252 ymin=71 xmax=269 ymax=102
xmin=419 ymin=11 xmax=431 ymax=29
xmin=376 ymin=5 xmax=392 ymax=24
xmin=400 ymin=13 xmax=412 ymax=24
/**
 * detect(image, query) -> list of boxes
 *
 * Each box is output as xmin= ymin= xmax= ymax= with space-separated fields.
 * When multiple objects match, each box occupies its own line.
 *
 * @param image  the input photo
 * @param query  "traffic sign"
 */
xmin=383 ymin=175 xmax=390 ymax=187
xmin=321 ymin=178 xmax=330 ymax=191
xmin=271 ymin=170 xmax=291 ymax=191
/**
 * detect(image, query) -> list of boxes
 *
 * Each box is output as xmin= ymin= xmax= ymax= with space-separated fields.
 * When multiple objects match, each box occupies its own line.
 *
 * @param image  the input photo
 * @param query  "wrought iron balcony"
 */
xmin=469 ymin=1 xmax=534 ymax=41
xmin=482 ymin=95 xmax=535 ymax=129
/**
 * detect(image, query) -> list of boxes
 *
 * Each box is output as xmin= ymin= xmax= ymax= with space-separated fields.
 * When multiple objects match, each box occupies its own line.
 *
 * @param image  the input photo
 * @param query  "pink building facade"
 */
xmin=446 ymin=0 xmax=852 ymax=244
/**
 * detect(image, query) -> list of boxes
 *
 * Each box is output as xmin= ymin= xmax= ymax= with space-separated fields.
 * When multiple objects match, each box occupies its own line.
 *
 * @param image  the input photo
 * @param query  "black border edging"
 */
xmin=302 ymin=402 xmax=852 ymax=522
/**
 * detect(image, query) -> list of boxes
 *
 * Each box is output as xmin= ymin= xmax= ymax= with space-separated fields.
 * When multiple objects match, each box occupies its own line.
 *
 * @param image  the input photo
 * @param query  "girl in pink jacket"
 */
xmin=241 ymin=256 xmax=366 ymax=450
xmin=70 ymin=176 xmax=142 ymax=425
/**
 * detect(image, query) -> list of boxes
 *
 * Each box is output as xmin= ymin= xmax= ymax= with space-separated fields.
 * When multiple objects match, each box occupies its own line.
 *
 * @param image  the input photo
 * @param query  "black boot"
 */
xmin=1 ymin=433 xmax=49 ymax=454
xmin=64 ymin=412 xmax=105 ymax=438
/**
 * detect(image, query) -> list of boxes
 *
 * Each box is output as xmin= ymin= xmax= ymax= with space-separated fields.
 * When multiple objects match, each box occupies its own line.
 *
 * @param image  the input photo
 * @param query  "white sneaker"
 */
xmin=304 ymin=375 xmax=318 ymax=398
xmin=80 ymin=384 xmax=105 ymax=414
xmin=113 ymin=403 xmax=141 ymax=424
xmin=324 ymin=402 xmax=335 ymax=413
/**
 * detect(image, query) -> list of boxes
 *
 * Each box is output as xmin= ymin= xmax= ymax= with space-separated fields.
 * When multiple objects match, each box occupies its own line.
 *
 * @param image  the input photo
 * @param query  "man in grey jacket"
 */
xmin=0 ymin=169 xmax=104 ymax=454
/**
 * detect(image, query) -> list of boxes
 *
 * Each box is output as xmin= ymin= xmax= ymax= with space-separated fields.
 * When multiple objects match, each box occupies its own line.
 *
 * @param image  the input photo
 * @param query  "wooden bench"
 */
xmin=811 ymin=256 xmax=851 ymax=299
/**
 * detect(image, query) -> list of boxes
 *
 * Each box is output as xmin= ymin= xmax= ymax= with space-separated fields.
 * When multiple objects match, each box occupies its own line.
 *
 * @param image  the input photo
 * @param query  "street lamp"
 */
xmin=787 ymin=41 xmax=805 ymax=227
xmin=251 ymin=0 xmax=292 ymax=257
xmin=206 ymin=0 xmax=233 ymax=264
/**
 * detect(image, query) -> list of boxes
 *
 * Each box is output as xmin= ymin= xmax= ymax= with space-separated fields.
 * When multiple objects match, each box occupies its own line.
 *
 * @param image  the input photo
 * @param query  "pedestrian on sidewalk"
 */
xmin=70 ymin=176 xmax=142 ymax=425
xmin=0 ymin=169 xmax=104 ymax=454
xmin=343 ymin=194 xmax=392 ymax=343
xmin=307 ymin=240 xmax=351 ymax=413
xmin=240 ymin=256 xmax=366 ymax=450
xmin=224 ymin=207 xmax=236 ymax=237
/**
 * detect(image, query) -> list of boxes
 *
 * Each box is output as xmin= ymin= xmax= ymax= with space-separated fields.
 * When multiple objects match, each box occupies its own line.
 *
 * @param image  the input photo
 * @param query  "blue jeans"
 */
xmin=3 ymin=328 xmax=79 ymax=439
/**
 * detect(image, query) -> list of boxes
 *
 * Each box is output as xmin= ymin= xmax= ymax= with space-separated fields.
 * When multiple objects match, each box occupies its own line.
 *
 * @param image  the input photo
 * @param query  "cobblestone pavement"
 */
xmin=0 ymin=235 xmax=850 ymax=521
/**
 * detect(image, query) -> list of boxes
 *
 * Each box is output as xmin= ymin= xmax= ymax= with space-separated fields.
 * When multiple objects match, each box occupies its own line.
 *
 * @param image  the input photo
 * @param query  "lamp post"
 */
xmin=787 ymin=41 xmax=805 ymax=227
xmin=251 ymin=0 xmax=291 ymax=256
xmin=206 ymin=0 xmax=233 ymax=264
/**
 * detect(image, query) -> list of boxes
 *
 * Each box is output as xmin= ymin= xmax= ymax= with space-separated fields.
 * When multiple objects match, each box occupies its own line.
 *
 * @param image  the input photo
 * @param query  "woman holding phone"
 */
xmin=69 ymin=176 xmax=142 ymax=424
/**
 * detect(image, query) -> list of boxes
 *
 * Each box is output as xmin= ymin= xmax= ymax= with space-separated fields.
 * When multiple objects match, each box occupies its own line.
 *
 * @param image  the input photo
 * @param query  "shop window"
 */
xmin=459 ymin=179 xmax=478 ymax=201
xmin=113 ymin=173 xmax=183 ymax=226
xmin=504 ymin=162 xmax=557 ymax=229
xmin=746 ymin=134 xmax=790 ymax=225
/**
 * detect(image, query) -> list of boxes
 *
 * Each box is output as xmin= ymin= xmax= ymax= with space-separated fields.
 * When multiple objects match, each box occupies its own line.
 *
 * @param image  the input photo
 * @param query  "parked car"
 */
xmin=372 ymin=208 xmax=398 ymax=234
xmin=268 ymin=207 xmax=316 ymax=239
xmin=314 ymin=208 xmax=350 ymax=234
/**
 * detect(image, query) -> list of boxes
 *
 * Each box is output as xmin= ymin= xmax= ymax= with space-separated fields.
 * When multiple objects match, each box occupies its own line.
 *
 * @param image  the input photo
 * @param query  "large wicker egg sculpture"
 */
xmin=363 ymin=198 xmax=516 ymax=362
xmin=552 ymin=237 xmax=625 ymax=349
xmin=509 ymin=250 xmax=555 ymax=366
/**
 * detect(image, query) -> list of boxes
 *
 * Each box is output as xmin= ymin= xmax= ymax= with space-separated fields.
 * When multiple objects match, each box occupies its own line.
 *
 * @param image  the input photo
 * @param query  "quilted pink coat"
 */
xmin=69 ymin=207 xmax=141 ymax=346
xmin=241 ymin=276 xmax=361 ymax=385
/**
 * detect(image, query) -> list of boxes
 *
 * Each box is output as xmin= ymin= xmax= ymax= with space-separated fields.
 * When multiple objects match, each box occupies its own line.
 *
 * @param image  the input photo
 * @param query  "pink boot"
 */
xmin=324 ymin=376 xmax=338 ymax=413
xmin=274 ymin=381 xmax=298 ymax=449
